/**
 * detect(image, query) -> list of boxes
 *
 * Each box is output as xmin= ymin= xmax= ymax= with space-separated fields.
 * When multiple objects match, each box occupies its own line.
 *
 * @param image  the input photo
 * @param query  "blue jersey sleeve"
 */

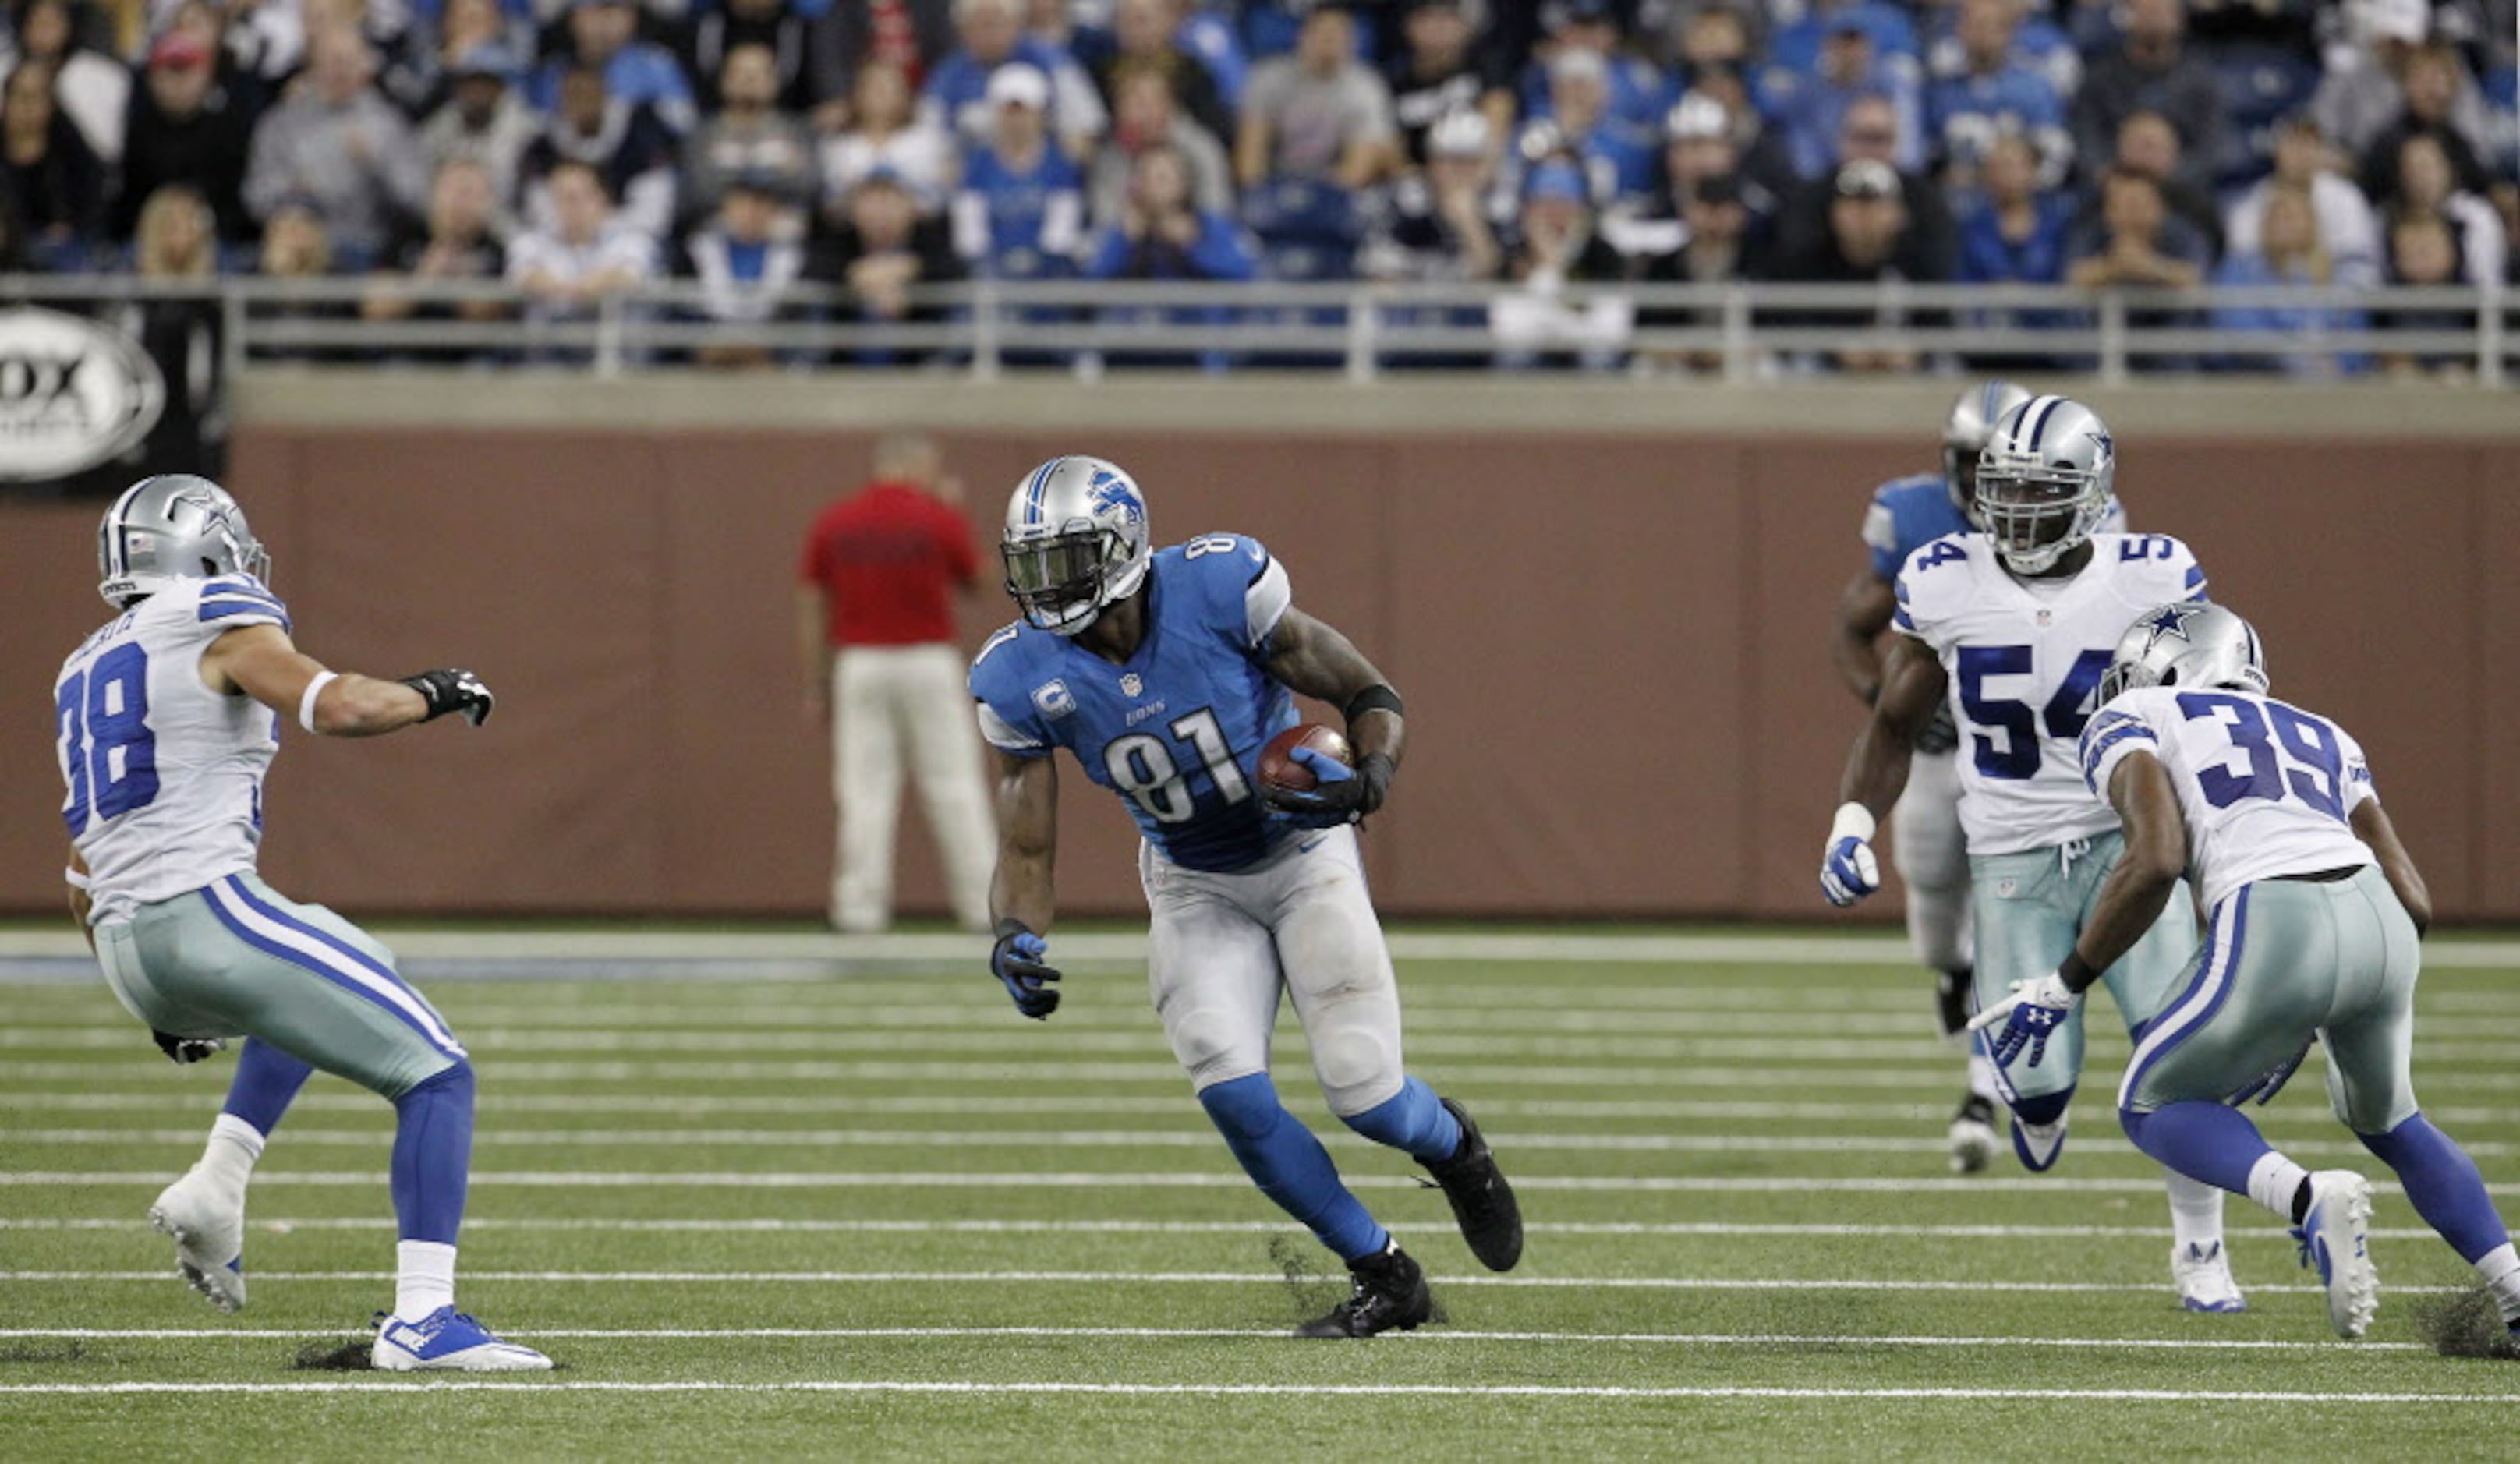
xmin=968 ymin=624 xmax=1056 ymax=759
xmin=1178 ymin=533 xmax=1290 ymax=656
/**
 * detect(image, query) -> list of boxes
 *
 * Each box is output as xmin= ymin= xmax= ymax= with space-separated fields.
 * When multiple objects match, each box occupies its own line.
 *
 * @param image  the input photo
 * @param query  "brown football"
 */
xmin=1257 ymin=723 xmax=1352 ymax=794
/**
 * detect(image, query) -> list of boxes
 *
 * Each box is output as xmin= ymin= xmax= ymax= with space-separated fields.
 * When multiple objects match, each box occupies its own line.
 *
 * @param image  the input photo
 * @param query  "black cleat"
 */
xmin=1294 ymin=1243 xmax=1434 ymax=1339
xmin=1422 ymin=1098 xmax=1523 ymax=1272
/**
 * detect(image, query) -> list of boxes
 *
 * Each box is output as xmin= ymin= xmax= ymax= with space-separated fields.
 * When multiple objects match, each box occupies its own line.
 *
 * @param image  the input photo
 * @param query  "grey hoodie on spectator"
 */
xmin=244 ymin=90 xmax=430 ymax=259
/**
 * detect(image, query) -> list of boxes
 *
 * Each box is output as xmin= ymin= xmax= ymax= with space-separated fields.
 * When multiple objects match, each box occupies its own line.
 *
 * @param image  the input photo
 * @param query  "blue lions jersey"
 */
xmin=970 ymin=534 xmax=1299 ymax=874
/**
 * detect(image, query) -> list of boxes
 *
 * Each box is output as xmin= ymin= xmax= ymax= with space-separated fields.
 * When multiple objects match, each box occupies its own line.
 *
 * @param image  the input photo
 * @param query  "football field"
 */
xmin=6 ymin=926 xmax=2519 ymax=1459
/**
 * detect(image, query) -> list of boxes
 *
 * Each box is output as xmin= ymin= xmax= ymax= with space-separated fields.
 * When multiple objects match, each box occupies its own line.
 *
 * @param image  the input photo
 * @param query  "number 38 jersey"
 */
xmin=971 ymin=534 xmax=1300 ymax=874
xmin=2080 ymin=688 xmax=2376 ymax=912
xmin=1893 ymin=532 xmax=2207 ymax=856
xmin=55 ymin=577 xmax=288 ymax=923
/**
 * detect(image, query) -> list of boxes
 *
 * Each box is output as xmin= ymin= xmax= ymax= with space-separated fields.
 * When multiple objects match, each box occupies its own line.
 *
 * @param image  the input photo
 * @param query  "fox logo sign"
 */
xmin=0 ymin=308 xmax=165 ymax=483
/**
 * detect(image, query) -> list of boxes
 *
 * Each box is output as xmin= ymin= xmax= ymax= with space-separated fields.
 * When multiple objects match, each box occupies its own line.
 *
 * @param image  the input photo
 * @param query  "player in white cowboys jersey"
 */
xmin=1819 ymin=396 xmax=2245 ymax=1313
xmin=1976 ymin=604 xmax=2520 ymax=1343
xmin=55 ymin=476 xmax=545 ymax=1372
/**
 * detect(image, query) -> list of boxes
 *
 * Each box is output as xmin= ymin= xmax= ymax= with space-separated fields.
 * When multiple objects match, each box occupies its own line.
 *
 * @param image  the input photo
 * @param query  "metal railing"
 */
xmin=6 ymin=274 xmax=2509 ymax=386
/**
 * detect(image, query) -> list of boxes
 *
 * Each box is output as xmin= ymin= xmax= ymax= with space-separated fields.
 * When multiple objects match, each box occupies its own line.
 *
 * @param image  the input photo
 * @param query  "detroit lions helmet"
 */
xmin=1941 ymin=379 xmax=2033 ymax=516
xmin=97 ymin=475 xmax=271 ymax=609
xmin=2098 ymin=603 xmax=2269 ymax=706
xmin=1000 ymin=455 xmax=1152 ymax=635
xmin=1976 ymin=395 xmax=2115 ymax=575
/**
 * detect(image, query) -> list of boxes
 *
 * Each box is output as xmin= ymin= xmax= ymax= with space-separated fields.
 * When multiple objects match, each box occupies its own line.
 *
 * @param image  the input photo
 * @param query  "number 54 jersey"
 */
xmin=970 ymin=534 xmax=1300 ymax=874
xmin=56 ymin=576 xmax=288 ymax=923
xmin=1893 ymin=532 xmax=2208 ymax=857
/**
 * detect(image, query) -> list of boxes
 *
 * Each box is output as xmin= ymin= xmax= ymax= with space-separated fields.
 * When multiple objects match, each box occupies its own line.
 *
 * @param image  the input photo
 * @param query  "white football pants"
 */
xmin=830 ymin=644 xmax=996 ymax=932
xmin=1891 ymin=747 xmax=1972 ymax=974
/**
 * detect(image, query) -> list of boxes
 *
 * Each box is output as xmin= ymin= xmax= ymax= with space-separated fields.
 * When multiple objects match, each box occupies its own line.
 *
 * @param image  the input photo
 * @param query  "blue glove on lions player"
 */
xmin=1265 ymin=746 xmax=1393 ymax=829
xmin=1968 ymin=971 xmax=2080 ymax=1068
xmin=1819 ymin=803 xmax=1881 ymax=907
xmin=990 ymin=921 xmax=1061 ymax=1020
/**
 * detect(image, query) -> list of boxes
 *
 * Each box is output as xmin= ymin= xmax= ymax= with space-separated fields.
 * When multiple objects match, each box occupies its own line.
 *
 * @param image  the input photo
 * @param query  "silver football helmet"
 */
xmin=1941 ymin=379 xmax=2033 ymax=516
xmin=2099 ymin=602 xmax=2269 ymax=705
xmin=97 ymin=475 xmax=271 ymax=609
xmin=1976 ymin=394 xmax=2115 ymax=575
xmin=1000 ymin=455 xmax=1152 ymax=636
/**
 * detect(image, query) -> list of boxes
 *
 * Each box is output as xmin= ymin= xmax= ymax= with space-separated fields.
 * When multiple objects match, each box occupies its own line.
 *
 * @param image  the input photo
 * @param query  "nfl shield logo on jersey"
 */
xmin=1120 ymin=673 xmax=1143 ymax=698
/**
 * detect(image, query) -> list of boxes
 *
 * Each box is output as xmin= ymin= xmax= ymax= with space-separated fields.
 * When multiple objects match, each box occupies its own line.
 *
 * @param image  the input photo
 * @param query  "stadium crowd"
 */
xmin=2 ymin=0 xmax=2512 ymax=375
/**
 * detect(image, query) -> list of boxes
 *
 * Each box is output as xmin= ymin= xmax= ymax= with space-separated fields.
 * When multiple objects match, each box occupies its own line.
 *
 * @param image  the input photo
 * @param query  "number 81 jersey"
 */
xmin=971 ymin=534 xmax=1299 ymax=874
xmin=1893 ymin=532 xmax=2208 ymax=856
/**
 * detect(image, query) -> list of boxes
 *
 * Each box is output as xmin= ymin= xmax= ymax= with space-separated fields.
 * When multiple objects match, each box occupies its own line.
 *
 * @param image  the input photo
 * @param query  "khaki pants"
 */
xmin=831 ymin=643 xmax=996 ymax=932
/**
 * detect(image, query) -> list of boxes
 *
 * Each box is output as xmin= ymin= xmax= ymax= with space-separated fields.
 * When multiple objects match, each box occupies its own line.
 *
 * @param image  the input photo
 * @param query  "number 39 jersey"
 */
xmin=55 ymin=576 xmax=289 ymax=923
xmin=2079 ymin=688 xmax=2376 ymax=912
xmin=1893 ymin=532 xmax=2208 ymax=856
xmin=970 ymin=534 xmax=1299 ymax=874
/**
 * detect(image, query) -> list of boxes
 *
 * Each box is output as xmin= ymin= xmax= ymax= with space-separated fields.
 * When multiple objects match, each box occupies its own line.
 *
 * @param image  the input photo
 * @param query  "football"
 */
xmin=1257 ymin=723 xmax=1352 ymax=794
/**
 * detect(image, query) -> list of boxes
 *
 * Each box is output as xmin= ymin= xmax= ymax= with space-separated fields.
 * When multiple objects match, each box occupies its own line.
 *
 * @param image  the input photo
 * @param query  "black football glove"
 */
xmin=1261 ymin=748 xmax=1395 ymax=826
xmin=990 ymin=921 xmax=1062 ymax=1020
xmin=153 ymin=1029 xmax=225 ymax=1064
xmin=399 ymin=669 xmax=495 ymax=726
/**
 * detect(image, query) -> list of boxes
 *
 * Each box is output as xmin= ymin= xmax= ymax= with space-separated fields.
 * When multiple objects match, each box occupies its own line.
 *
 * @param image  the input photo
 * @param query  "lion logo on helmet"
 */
xmin=1087 ymin=469 xmax=1144 ymax=529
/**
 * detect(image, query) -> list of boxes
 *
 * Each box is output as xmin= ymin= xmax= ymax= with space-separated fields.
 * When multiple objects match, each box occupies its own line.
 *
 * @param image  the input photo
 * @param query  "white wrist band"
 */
xmin=299 ymin=672 xmax=338 ymax=734
xmin=1829 ymin=801 xmax=1877 ymax=845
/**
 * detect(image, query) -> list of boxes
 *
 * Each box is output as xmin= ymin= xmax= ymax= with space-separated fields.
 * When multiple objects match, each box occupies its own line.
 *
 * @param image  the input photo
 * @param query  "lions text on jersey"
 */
xmin=971 ymin=533 xmax=1298 ymax=873
xmin=2081 ymin=680 xmax=2378 ymax=913
xmin=57 ymin=575 xmax=288 ymax=923
xmin=1893 ymin=532 xmax=2207 ymax=855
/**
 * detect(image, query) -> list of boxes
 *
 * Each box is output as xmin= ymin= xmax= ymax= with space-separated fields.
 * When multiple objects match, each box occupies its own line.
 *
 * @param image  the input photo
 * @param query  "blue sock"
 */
xmin=220 ymin=1039 xmax=313 ymax=1137
xmin=390 ymin=1061 xmax=474 ymax=1245
xmin=1197 ymin=1073 xmax=1386 ymax=1263
xmin=1340 ymin=1077 xmax=1461 ymax=1165
xmin=2361 ymin=1113 xmax=2515 ymax=1265
xmin=2120 ymin=1101 xmax=2270 ymax=1197
xmin=2011 ymin=1087 xmax=2072 ymax=1128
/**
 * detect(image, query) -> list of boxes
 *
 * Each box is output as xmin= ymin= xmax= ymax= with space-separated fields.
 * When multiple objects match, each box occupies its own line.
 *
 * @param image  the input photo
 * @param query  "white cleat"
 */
xmin=2172 ymin=1239 xmax=2248 ymax=1314
xmin=2295 ymin=1170 xmax=2380 ymax=1340
xmin=1948 ymin=1094 xmax=2000 ymax=1175
xmin=147 ymin=1168 xmax=246 ymax=1314
xmin=372 ymin=1307 xmax=554 ymax=1372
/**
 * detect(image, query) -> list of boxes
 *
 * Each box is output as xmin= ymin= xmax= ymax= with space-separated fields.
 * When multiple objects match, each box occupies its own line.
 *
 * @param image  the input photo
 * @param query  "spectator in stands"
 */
xmin=121 ymin=183 xmax=225 ymax=476
xmin=535 ymin=0 xmax=699 ymax=136
xmin=2374 ymin=207 xmax=2473 ymax=378
xmin=507 ymin=157 xmax=659 ymax=325
xmin=2377 ymin=129 xmax=2507 ymax=282
xmin=1235 ymin=4 xmax=1397 ymax=193
xmin=521 ymin=62 xmax=681 ymax=242
xmin=1770 ymin=16 xmax=1924 ymax=182
xmin=1 ymin=0 xmax=123 ymax=164
xmin=1095 ymin=0 xmax=1230 ymax=143
xmin=115 ymin=29 xmax=253 ymax=244
xmin=1517 ymin=0 xmax=1671 ymax=148
xmin=1668 ymin=2 xmax=1762 ymax=98
xmin=807 ymin=0 xmax=955 ymax=125
xmin=2225 ymin=111 xmax=2381 ymax=288
xmin=1775 ymin=156 xmax=1949 ymax=373
xmin=2355 ymin=42 xmax=2498 ymax=201
xmin=2 ymin=60 xmax=102 ymax=268
xmin=677 ymin=173 xmax=811 ymax=368
xmin=819 ymin=57 xmax=956 ymax=215
xmin=923 ymin=0 xmax=1105 ymax=157
xmin=951 ymin=62 xmax=1084 ymax=277
xmin=1764 ymin=0 xmax=1922 ymax=89
xmin=1358 ymin=105 xmax=1502 ymax=282
xmin=2067 ymin=167 xmax=2210 ymax=289
xmin=684 ymin=42 xmax=816 ymax=225
xmin=164 ymin=0 xmax=291 ymax=116
xmin=1957 ymin=129 xmax=2073 ymax=287
xmin=242 ymin=27 xmax=426 ymax=271
xmin=1631 ymin=172 xmax=1759 ymax=374
xmin=1088 ymin=59 xmax=1231 ymax=229
xmin=361 ymin=157 xmax=511 ymax=359
xmin=2313 ymin=0 xmax=2497 ymax=159
xmin=418 ymin=44 xmax=535 ymax=232
xmin=815 ymin=168 xmax=963 ymax=361
xmin=1925 ymin=0 xmax=2067 ymax=188
xmin=252 ymin=196 xmax=354 ymax=360
xmin=1775 ymin=92 xmax=1955 ymax=282
xmin=1492 ymin=157 xmax=1633 ymax=372
xmin=1924 ymin=0 xmax=2082 ymax=102
xmin=685 ymin=0 xmax=816 ymax=115
xmin=1668 ymin=83 xmax=1800 ymax=207
xmin=2107 ymin=109 xmax=2222 ymax=258
xmin=1086 ymin=138 xmax=1254 ymax=281
xmin=1513 ymin=45 xmax=1654 ymax=207
xmin=1385 ymin=0 xmax=1512 ymax=169
xmin=1606 ymin=91 xmax=1779 ymax=264
xmin=2070 ymin=0 xmax=2222 ymax=195
xmin=2209 ymin=186 xmax=2367 ymax=377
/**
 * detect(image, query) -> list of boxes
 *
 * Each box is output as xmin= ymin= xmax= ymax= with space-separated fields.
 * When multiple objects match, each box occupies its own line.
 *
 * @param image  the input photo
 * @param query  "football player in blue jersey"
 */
xmin=969 ymin=454 xmax=1522 ymax=1338
xmin=1829 ymin=380 xmax=2029 ymax=1173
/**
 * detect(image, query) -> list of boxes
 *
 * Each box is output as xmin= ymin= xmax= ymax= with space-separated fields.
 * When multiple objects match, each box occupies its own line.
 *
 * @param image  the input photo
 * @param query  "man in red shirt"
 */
xmin=797 ymin=431 xmax=995 ymax=932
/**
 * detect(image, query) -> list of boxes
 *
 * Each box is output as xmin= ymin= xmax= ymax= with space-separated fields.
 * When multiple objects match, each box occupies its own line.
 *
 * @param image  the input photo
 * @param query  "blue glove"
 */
xmin=989 ymin=921 xmax=1061 ymax=1020
xmin=1818 ymin=803 xmax=1880 ymax=907
xmin=1967 ymin=971 xmax=2079 ymax=1069
xmin=1264 ymin=746 xmax=1393 ymax=828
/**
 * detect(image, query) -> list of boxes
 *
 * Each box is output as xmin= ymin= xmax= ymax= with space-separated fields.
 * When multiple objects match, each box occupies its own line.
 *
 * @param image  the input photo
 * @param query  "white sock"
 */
xmin=395 ymin=1240 xmax=458 ymax=1321
xmin=2164 ymin=1168 xmax=2226 ymax=1253
xmin=2245 ymin=1151 xmax=2312 ymax=1224
xmin=1966 ymin=1052 xmax=2001 ymax=1104
xmin=198 ymin=1114 xmax=265 ymax=1201
xmin=2473 ymin=1243 xmax=2520 ymax=1326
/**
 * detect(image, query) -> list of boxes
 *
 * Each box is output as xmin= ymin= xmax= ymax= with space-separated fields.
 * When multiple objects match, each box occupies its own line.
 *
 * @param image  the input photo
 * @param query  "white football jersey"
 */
xmin=1893 ymin=532 xmax=2208 ymax=856
xmin=56 ymin=576 xmax=288 ymax=923
xmin=2079 ymin=687 xmax=2376 ymax=912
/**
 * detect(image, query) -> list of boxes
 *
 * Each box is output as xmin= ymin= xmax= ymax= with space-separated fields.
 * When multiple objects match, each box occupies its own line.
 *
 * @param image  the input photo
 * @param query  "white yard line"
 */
xmin=0 ymin=1381 xmax=2508 ymax=1402
xmin=0 ymin=1060 xmax=1998 ymax=1089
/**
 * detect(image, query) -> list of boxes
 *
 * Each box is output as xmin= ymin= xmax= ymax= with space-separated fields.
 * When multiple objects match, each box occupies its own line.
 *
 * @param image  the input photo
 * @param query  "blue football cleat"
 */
xmin=371 ymin=1307 xmax=553 ymax=1372
xmin=2010 ymin=1113 xmax=2069 ymax=1172
xmin=2294 ymin=1171 xmax=2379 ymax=1340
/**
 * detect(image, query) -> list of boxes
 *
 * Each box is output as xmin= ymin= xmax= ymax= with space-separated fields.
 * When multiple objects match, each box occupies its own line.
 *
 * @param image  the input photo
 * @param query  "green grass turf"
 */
xmin=6 ymin=935 xmax=2520 ymax=1460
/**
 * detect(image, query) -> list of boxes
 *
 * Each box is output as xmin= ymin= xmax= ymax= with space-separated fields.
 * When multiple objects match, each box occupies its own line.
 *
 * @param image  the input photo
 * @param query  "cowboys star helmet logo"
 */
xmin=2136 ymin=603 xmax=2207 ymax=656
